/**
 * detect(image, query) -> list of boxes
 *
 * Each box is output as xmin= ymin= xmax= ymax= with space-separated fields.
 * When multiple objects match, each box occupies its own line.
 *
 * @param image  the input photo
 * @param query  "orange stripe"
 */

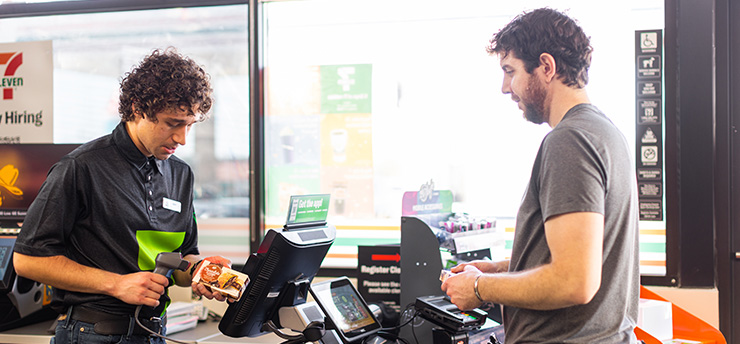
xmin=326 ymin=253 xmax=358 ymax=259
xmin=265 ymin=224 xmax=400 ymax=231
xmin=0 ymin=53 xmax=14 ymax=64
xmin=639 ymin=260 xmax=666 ymax=267
xmin=639 ymin=229 xmax=666 ymax=235
xmin=198 ymin=223 xmax=249 ymax=231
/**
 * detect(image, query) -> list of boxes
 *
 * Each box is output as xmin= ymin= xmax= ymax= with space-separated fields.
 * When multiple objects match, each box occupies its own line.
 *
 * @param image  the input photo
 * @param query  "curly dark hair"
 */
xmin=487 ymin=8 xmax=593 ymax=88
xmin=118 ymin=47 xmax=213 ymax=122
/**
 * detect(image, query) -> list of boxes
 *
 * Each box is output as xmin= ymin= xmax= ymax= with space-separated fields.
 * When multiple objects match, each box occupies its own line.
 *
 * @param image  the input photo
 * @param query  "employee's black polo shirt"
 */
xmin=15 ymin=122 xmax=199 ymax=318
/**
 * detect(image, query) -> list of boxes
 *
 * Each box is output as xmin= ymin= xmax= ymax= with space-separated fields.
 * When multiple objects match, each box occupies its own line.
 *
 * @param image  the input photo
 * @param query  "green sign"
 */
xmin=320 ymin=64 xmax=372 ymax=114
xmin=286 ymin=194 xmax=331 ymax=225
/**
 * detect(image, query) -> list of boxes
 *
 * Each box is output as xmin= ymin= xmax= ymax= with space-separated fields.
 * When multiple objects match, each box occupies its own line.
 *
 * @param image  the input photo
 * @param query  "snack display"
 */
xmin=192 ymin=260 xmax=249 ymax=301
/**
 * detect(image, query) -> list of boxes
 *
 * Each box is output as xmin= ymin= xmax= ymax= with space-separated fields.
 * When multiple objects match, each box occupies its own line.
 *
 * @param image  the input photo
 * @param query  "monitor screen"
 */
xmin=0 ymin=144 xmax=80 ymax=223
xmin=309 ymin=277 xmax=381 ymax=343
xmin=218 ymin=224 xmax=336 ymax=338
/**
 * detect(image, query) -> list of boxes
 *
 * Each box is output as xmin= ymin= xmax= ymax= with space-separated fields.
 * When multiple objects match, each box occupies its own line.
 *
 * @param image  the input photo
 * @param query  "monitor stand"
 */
xmin=270 ymin=302 xmax=341 ymax=344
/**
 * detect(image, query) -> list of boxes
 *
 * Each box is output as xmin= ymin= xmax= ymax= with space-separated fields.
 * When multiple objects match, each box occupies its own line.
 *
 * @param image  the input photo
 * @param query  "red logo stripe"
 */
xmin=2 ymin=52 xmax=23 ymax=100
xmin=5 ymin=53 xmax=22 ymax=76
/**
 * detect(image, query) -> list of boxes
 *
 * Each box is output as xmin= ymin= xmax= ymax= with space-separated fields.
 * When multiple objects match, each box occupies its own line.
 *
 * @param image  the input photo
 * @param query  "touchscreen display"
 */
xmin=311 ymin=277 xmax=380 ymax=342
xmin=328 ymin=283 xmax=375 ymax=333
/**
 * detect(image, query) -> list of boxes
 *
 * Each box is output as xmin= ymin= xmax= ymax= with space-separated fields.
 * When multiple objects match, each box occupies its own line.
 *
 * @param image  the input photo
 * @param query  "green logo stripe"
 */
xmin=333 ymin=237 xmax=399 ymax=247
xmin=504 ymin=240 xmax=667 ymax=254
xmin=136 ymin=230 xmax=187 ymax=271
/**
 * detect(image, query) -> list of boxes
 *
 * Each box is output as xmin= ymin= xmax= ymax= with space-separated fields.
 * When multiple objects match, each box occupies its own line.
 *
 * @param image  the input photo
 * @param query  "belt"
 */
xmin=65 ymin=306 xmax=164 ymax=336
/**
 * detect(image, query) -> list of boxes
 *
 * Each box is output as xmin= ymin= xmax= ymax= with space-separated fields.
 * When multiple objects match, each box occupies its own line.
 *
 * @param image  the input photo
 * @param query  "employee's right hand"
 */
xmin=112 ymin=272 xmax=169 ymax=307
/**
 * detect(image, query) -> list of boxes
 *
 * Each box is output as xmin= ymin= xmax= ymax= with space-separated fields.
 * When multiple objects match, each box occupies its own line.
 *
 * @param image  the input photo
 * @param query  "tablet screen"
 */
xmin=310 ymin=277 xmax=381 ymax=342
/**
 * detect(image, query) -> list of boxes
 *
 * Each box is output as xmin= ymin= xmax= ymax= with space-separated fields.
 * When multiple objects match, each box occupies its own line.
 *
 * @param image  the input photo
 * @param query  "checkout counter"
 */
xmin=0 ymin=318 xmax=284 ymax=344
xmin=0 ymin=311 xmax=502 ymax=344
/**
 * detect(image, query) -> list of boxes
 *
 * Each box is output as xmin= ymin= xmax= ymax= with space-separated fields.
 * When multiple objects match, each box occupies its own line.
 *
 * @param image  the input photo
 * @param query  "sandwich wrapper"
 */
xmin=192 ymin=260 xmax=249 ymax=301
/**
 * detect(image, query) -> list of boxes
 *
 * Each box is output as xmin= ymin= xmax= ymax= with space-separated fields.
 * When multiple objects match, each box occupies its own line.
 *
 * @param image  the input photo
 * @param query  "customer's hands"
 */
xmin=441 ymin=264 xmax=484 ymax=310
xmin=451 ymin=259 xmax=509 ymax=274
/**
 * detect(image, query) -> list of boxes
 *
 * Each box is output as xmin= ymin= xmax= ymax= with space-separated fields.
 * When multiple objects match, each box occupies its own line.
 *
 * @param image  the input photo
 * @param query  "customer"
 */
xmin=13 ymin=47 xmax=231 ymax=344
xmin=441 ymin=8 xmax=640 ymax=343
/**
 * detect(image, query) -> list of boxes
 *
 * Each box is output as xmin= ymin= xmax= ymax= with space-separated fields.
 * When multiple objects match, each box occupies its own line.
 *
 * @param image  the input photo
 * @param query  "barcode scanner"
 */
xmin=152 ymin=252 xmax=191 ymax=276
xmin=135 ymin=252 xmax=193 ymax=344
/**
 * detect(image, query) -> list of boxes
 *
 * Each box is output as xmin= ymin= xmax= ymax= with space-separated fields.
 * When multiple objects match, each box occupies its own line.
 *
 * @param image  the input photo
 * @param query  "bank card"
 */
xmin=440 ymin=269 xmax=454 ymax=282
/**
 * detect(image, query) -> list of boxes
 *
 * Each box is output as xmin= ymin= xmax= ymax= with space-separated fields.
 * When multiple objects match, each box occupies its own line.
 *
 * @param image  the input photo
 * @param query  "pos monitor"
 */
xmin=0 ymin=144 xmax=80 ymax=227
xmin=219 ymin=194 xmax=335 ymax=339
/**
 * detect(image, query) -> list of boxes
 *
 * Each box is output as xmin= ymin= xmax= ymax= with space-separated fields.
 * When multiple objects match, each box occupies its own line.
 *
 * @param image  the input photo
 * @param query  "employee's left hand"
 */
xmin=191 ymin=255 xmax=232 ymax=302
xmin=441 ymin=264 xmax=484 ymax=310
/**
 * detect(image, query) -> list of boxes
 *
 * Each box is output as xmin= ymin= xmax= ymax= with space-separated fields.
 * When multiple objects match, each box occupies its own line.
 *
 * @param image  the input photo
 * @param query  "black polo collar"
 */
xmin=112 ymin=122 xmax=164 ymax=175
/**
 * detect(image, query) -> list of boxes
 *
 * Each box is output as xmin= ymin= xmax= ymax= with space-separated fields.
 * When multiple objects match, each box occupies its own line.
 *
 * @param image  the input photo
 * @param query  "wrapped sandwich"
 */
xmin=192 ymin=260 xmax=249 ymax=301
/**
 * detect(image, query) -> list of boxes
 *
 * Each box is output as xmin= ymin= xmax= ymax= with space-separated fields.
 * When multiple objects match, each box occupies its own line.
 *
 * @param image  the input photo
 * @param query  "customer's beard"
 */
xmin=522 ymin=77 xmax=548 ymax=125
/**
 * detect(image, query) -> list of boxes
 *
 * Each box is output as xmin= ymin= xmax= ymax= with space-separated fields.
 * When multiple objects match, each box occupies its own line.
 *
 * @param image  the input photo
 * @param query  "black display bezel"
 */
xmin=309 ymin=277 xmax=381 ymax=343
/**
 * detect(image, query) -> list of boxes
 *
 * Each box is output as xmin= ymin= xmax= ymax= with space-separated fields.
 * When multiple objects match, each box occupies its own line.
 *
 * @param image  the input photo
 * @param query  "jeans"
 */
xmin=50 ymin=307 xmax=166 ymax=344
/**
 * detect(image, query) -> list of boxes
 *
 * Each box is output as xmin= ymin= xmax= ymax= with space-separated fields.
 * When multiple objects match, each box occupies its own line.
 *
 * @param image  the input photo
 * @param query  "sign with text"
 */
xmin=357 ymin=245 xmax=401 ymax=313
xmin=635 ymin=30 xmax=664 ymax=221
xmin=285 ymin=194 xmax=330 ymax=226
xmin=0 ymin=41 xmax=53 ymax=143
xmin=401 ymin=181 xmax=453 ymax=216
xmin=320 ymin=64 xmax=372 ymax=114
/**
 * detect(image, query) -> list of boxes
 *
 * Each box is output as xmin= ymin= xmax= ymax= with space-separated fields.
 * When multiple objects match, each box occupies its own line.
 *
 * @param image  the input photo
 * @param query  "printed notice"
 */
xmin=637 ymin=55 xmax=662 ymax=78
xmin=638 ymin=100 xmax=662 ymax=124
xmin=638 ymin=168 xmax=662 ymax=180
xmin=639 ymin=200 xmax=663 ymax=221
xmin=639 ymin=182 xmax=663 ymax=197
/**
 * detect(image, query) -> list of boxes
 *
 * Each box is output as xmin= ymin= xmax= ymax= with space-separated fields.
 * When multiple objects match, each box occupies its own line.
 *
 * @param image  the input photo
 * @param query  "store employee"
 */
xmin=441 ymin=8 xmax=640 ymax=343
xmin=13 ymin=48 xmax=231 ymax=344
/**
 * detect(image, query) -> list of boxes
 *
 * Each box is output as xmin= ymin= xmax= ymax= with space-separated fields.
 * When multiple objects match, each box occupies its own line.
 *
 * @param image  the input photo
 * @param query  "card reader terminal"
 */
xmin=415 ymin=295 xmax=487 ymax=332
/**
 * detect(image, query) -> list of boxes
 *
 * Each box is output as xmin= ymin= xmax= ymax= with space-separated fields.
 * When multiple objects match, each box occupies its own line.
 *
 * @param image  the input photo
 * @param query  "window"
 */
xmin=263 ymin=0 xmax=667 ymax=274
xmin=1 ymin=0 xmax=670 ymax=278
xmin=0 ymin=3 xmax=252 ymax=264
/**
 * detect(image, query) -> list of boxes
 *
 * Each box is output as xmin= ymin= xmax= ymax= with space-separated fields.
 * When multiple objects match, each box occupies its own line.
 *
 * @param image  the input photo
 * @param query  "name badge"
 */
xmin=163 ymin=198 xmax=181 ymax=213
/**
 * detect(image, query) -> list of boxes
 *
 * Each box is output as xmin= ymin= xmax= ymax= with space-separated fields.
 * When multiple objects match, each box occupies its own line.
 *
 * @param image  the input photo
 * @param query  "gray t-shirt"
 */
xmin=504 ymin=104 xmax=639 ymax=343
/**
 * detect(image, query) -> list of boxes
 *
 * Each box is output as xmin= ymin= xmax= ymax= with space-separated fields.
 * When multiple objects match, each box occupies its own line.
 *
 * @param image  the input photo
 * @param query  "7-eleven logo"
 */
xmin=0 ymin=52 xmax=23 ymax=100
